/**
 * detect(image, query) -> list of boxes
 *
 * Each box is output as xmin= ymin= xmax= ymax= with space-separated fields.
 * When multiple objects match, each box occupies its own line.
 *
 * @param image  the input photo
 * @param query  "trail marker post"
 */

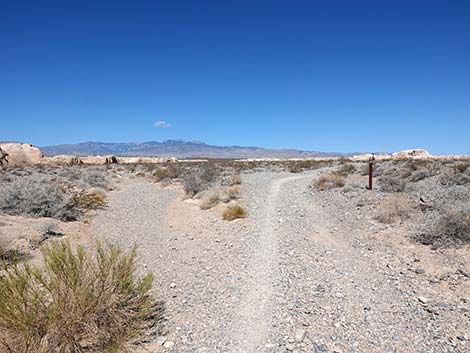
xmin=367 ymin=154 xmax=375 ymax=190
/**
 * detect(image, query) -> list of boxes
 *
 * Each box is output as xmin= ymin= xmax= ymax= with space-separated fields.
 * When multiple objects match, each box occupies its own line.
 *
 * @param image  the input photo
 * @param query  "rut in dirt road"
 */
xmin=235 ymin=175 xmax=308 ymax=352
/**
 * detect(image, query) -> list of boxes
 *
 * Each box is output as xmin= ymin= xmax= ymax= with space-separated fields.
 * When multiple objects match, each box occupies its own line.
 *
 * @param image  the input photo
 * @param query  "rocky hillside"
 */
xmin=41 ymin=140 xmax=350 ymax=159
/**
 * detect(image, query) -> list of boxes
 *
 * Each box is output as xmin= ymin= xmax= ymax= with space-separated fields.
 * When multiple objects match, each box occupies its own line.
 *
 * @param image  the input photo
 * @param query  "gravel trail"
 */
xmin=91 ymin=172 xmax=469 ymax=353
xmin=234 ymin=175 xmax=308 ymax=352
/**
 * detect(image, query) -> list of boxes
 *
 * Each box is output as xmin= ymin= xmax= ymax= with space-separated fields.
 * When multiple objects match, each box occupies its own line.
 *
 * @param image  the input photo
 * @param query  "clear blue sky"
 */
xmin=1 ymin=0 xmax=469 ymax=154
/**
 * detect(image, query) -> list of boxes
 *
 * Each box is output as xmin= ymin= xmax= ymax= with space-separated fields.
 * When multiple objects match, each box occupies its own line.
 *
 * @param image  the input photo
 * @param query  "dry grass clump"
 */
xmin=229 ymin=174 xmax=242 ymax=185
xmin=0 ymin=241 xmax=161 ymax=353
xmin=312 ymin=173 xmax=345 ymax=191
xmin=200 ymin=190 xmax=220 ymax=210
xmin=416 ymin=209 xmax=470 ymax=248
xmin=374 ymin=194 xmax=416 ymax=224
xmin=200 ymin=186 xmax=241 ymax=210
xmin=0 ymin=238 xmax=21 ymax=264
xmin=223 ymin=204 xmax=247 ymax=221
xmin=72 ymin=189 xmax=107 ymax=210
xmin=227 ymin=185 xmax=241 ymax=199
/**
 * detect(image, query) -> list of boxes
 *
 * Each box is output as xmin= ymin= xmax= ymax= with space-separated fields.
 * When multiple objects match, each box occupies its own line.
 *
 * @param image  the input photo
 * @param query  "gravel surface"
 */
xmin=92 ymin=170 xmax=470 ymax=353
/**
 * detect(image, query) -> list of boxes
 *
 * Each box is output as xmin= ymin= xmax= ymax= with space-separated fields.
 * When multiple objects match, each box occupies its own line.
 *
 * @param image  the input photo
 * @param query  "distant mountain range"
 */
xmin=41 ymin=140 xmax=353 ymax=159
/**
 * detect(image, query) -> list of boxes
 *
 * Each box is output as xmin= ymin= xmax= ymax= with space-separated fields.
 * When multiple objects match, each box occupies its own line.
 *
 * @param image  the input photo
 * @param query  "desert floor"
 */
xmin=83 ymin=169 xmax=470 ymax=353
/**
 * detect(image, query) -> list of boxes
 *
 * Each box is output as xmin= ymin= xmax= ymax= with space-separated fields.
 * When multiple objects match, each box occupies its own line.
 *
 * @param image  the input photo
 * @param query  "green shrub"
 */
xmin=0 ymin=241 xmax=161 ymax=353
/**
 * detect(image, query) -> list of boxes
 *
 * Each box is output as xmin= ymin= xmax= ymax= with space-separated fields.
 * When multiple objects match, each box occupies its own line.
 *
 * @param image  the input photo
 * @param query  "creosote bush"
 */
xmin=223 ymin=204 xmax=247 ymax=221
xmin=0 ymin=241 xmax=161 ymax=353
xmin=374 ymin=194 xmax=416 ymax=224
xmin=312 ymin=173 xmax=345 ymax=191
xmin=416 ymin=209 xmax=470 ymax=248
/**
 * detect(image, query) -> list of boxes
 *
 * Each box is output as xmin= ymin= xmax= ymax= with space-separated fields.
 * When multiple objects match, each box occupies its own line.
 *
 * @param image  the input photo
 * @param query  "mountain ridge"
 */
xmin=41 ymin=140 xmax=353 ymax=159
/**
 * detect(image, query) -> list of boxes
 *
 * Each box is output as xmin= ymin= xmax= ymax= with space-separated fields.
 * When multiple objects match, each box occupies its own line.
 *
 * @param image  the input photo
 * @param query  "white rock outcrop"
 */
xmin=0 ymin=143 xmax=45 ymax=166
xmin=392 ymin=149 xmax=432 ymax=159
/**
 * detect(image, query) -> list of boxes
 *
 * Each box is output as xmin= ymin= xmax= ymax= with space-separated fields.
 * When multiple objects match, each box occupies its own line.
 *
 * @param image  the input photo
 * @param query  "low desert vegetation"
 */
xmin=0 ymin=167 xmax=111 ymax=221
xmin=439 ymin=166 xmax=470 ymax=186
xmin=182 ymin=163 xmax=220 ymax=197
xmin=0 ymin=238 xmax=20 ymax=264
xmin=223 ymin=204 xmax=247 ymax=221
xmin=0 ymin=241 xmax=161 ymax=353
xmin=228 ymin=174 xmax=241 ymax=186
xmin=72 ymin=189 xmax=107 ymax=210
xmin=152 ymin=167 xmax=171 ymax=182
xmin=312 ymin=172 xmax=345 ymax=191
xmin=334 ymin=163 xmax=356 ymax=177
xmin=374 ymin=193 xmax=416 ymax=224
xmin=200 ymin=186 xmax=241 ymax=210
xmin=0 ymin=177 xmax=82 ymax=221
xmin=200 ymin=189 xmax=221 ymax=210
xmin=378 ymin=175 xmax=406 ymax=193
xmin=416 ymin=209 xmax=470 ymax=248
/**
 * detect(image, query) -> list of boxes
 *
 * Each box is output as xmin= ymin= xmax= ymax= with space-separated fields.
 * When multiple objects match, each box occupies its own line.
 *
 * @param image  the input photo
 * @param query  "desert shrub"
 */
xmin=374 ymin=194 xmax=416 ymax=224
xmin=79 ymin=168 xmax=110 ymax=189
xmin=335 ymin=163 xmax=356 ymax=177
xmin=0 ymin=238 xmax=24 ymax=264
xmin=152 ymin=168 xmax=170 ymax=182
xmin=408 ymin=170 xmax=430 ymax=182
xmin=200 ymin=190 xmax=220 ymax=210
xmin=181 ymin=164 xmax=219 ymax=197
xmin=0 ymin=177 xmax=81 ymax=221
xmin=416 ymin=209 xmax=470 ymax=248
xmin=439 ymin=167 xmax=470 ymax=186
xmin=229 ymin=174 xmax=242 ymax=185
xmin=378 ymin=176 xmax=405 ymax=193
xmin=223 ymin=204 xmax=247 ymax=221
xmin=0 ymin=241 xmax=161 ymax=353
xmin=227 ymin=185 xmax=241 ymax=199
xmin=452 ymin=162 xmax=470 ymax=174
xmin=312 ymin=173 xmax=345 ymax=191
xmin=287 ymin=162 xmax=302 ymax=173
xmin=72 ymin=189 xmax=107 ymax=210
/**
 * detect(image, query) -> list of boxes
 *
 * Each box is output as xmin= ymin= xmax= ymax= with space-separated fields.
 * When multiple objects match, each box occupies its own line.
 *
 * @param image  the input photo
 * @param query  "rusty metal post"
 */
xmin=367 ymin=154 xmax=375 ymax=190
